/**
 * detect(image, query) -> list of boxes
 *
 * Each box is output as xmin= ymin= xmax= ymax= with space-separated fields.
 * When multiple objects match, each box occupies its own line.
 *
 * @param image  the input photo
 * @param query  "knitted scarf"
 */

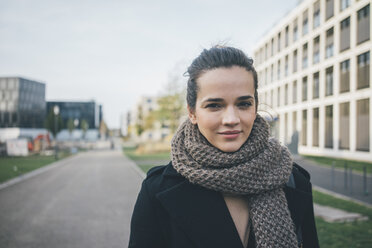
xmin=171 ymin=114 xmax=298 ymax=248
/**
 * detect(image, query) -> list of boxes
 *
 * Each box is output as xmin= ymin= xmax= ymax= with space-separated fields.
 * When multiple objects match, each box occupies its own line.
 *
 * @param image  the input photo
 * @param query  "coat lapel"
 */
xmin=156 ymin=177 xmax=244 ymax=248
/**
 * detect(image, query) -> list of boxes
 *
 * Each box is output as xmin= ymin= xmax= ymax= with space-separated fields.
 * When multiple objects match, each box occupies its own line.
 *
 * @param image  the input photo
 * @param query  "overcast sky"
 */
xmin=0 ymin=0 xmax=298 ymax=128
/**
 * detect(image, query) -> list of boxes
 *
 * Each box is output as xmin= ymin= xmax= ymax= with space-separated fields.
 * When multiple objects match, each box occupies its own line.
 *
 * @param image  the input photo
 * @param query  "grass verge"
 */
xmin=0 ymin=151 xmax=71 ymax=183
xmin=304 ymin=155 xmax=372 ymax=174
xmin=313 ymin=189 xmax=372 ymax=247
xmin=123 ymin=147 xmax=170 ymax=173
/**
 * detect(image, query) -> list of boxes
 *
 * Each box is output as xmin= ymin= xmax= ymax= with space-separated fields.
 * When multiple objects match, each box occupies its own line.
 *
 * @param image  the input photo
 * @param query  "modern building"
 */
xmin=46 ymin=101 xmax=102 ymax=130
xmin=253 ymin=0 xmax=371 ymax=162
xmin=0 ymin=77 xmax=46 ymax=128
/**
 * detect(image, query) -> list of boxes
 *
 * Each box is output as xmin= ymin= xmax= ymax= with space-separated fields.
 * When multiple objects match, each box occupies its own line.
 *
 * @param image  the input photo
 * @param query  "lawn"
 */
xmin=313 ymin=190 xmax=372 ymax=248
xmin=0 ymin=152 xmax=71 ymax=183
xmin=304 ymin=155 xmax=372 ymax=174
xmin=123 ymin=147 xmax=170 ymax=173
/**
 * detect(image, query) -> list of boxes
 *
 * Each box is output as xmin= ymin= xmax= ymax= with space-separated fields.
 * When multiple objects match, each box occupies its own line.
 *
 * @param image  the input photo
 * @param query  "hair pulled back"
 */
xmin=186 ymin=46 xmax=258 ymax=111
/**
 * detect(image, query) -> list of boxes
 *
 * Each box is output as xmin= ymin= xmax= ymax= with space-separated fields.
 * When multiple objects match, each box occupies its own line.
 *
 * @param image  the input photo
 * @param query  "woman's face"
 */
xmin=188 ymin=66 xmax=257 ymax=152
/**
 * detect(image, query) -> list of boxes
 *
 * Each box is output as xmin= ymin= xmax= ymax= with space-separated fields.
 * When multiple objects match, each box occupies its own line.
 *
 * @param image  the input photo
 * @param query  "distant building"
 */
xmin=0 ymin=77 xmax=46 ymax=128
xmin=128 ymin=96 xmax=170 ymax=142
xmin=253 ymin=0 xmax=371 ymax=162
xmin=46 ymin=101 xmax=102 ymax=130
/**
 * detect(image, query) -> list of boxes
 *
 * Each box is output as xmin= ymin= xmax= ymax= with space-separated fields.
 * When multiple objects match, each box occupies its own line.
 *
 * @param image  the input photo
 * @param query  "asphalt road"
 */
xmin=0 ymin=149 xmax=143 ymax=248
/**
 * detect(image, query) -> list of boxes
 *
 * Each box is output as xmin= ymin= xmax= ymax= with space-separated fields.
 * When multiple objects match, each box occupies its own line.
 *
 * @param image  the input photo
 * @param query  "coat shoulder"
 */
xmin=292 ymin=162 xmax=312 ymax=193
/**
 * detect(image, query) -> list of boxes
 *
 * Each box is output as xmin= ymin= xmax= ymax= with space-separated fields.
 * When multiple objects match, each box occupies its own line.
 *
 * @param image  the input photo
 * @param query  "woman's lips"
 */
xmin=219 ymin=131 xmax=241 ymax=139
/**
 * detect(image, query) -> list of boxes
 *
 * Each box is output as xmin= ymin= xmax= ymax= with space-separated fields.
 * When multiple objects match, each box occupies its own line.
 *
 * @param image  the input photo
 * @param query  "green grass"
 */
xmin=313 ymin=190 xmax=372 ymax=247
xmin=123 ymin=147 xmax=170 ymax=173
xmin=0 ymin=152 xmax=70 ymax=183
xmin=304 ymin=155 xmax=372 ymax=174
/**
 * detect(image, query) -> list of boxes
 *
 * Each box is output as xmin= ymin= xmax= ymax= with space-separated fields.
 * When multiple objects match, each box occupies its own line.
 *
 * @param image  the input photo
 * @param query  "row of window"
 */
xmin=255 ymin=2 xmax=369 ymax=66
xmin=260 ymin=51 xmax=370 ymax=107
xmin=278 ymin=97 xmax=370 ymax=152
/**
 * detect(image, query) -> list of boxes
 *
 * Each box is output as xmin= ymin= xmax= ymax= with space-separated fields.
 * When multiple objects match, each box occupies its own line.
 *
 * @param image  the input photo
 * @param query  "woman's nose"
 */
xmin=222 ymin=107 xmax=240 ymax=126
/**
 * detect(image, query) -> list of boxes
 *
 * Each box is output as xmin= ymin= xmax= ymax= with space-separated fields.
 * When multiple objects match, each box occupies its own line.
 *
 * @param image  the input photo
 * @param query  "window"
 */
xmin=293 ymin=49 xmax=298 ymax=73
xmin=293 ymin=19 xmax=298 ymax=41
xmin=339 ymin=102 xmax=350 ymax=149
xmin=265 ymin=68 xmax=268 ymax=85
xmin=277 ymin=60 xmax=281 ymax=80
xmin=277 ymin=87 xmax=281 ymax=107
xmin=340 ymin=59 xmax=350 ymax=93
xmin=340 ymin=17 xmax=350 ymax=51
xmin=285 ymin=84 xmax=288 ymax=105
xmin=271 ymin=64 xmax=274 ymax=83
xmin=326 ymin=27 xmax=334 ymax=58
xmin=325 ymin=105 xmax=333 ymax=148
xmin=357 ymin=51 xmax=370 ymax=89
xmin=265 ymin=43 xmax=268 ymax=60
xmin=302 ymin=110 xmax=307 ymax=146
xmin=303 ymin=10 xmax=309 ymax=35
xmin=271 ymin=38 xmax=275 ymax=56
xmin=340 ymin=0 xmax=350 ymax=11
xmin=270 ymin=89 xmax=274 ymax=107
xmin=357 ymin=5 xmax=370 ymax=44
xmin=313 ymin=72 xmax=319 ymax=99
xmin=326 ymin=0 xmax=334 ymax=20
xmin=302 ymin=43 xmax=308 ymax=68
xmin=278 ymin=33 xmax=281 ymax=52
xmin=326 ymin=67 xmax=333 ymax=96
xmin=285 ymin=26 xmax=289 ymax=47
xmin=313 ymin=36 xmax=320 ymax=64
xmin=313 ymin=108 xmax=319 ymax=147
xmin=302 ymin=76 xmax=308 ymax=101
xmin=313 ymin=1 xmax=321 ymax=28
xmin=293 ymin=80 xmax=297 ymax=104
xmin=285 ymin=55 xmax=289 ymax=76
xmin=293 ymin=111 xmax=297 ymax=132
xmin=356 ymin=98 xmax=370 ymax=151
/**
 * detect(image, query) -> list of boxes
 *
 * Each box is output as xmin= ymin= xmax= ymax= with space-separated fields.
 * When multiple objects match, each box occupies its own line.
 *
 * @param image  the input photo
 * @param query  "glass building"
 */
xmin=0 ymin=77 xmax=46 ymax=128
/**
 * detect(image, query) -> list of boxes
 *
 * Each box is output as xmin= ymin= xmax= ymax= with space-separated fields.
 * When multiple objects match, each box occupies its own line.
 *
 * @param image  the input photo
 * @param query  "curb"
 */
xmin=0 ymin=153 xmax=80 ymax=191
xmin=122 ymin=155 xmax=146 ymax=179
xmin=313 ymin=185 xmax=372 ymax=209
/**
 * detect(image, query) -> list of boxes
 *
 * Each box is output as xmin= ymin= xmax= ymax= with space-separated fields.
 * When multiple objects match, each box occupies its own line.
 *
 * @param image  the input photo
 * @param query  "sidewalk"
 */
xmin=293 ymin=155 xmax=372 ymax=206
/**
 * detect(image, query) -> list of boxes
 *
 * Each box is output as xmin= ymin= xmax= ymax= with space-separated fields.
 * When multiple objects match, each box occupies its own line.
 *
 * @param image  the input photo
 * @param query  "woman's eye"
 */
xmin=205 ymin=103 xmax=222 ymax=109
xmin=238 ymin=102 xmax=252 ymax=108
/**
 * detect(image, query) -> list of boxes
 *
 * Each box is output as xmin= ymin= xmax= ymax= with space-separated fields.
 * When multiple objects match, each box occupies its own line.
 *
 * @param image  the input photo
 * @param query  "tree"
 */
xmin=80 ymin=119 xmax=89 ymax=139
xmin=44 ymin=109 xmax=63 ymax=138
xmin=67 ymin=119 xmax=75 ymax=137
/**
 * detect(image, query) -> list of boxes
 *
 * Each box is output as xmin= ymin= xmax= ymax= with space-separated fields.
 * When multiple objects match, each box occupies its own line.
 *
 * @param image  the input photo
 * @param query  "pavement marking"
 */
xmin=0 ymin=153 xmax=81 ymax=191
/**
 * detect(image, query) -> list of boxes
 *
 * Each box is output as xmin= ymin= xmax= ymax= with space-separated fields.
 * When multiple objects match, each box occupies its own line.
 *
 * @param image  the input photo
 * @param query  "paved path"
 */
xmin=294 ymin=155 xmax=372 ymax=206
xmin=0 ymin=149 xmax=143 ymax=248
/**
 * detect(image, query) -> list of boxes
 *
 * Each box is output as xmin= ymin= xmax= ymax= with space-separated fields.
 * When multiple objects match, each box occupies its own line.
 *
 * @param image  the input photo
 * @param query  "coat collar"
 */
xmin=159 ymin=163 xmax=312 ymax=247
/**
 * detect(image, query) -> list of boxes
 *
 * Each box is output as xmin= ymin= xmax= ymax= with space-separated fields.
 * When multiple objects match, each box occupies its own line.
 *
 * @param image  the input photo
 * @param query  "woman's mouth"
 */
xmin=219 ymin=130 xmax=241 ymax=139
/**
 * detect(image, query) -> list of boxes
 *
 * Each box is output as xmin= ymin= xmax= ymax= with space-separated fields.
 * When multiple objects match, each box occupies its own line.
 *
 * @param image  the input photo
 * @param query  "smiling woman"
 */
xmin=128 ymin=46 xmax=319 ymax=248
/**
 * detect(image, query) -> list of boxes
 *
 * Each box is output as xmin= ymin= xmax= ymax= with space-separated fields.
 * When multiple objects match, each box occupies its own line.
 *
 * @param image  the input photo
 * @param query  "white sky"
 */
xmin=0 ymin=0 xmax=298 ymax=128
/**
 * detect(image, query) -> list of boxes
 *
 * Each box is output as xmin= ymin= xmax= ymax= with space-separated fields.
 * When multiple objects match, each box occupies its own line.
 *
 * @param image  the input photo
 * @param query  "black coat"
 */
xmin=128 ymin=162 xmax=319 ymax=248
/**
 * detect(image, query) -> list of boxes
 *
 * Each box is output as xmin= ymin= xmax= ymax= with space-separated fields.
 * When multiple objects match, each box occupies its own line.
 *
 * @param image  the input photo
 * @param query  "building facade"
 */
xmin=46 ymin=101 xmax=102 ymax=130
xmin=0 ymin=77 xmax=46 ymax=128
xmin=253 ymin=0 xmax=371 ymax=162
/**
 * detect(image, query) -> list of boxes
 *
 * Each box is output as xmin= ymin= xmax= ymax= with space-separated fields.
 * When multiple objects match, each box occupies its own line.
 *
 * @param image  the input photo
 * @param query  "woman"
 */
xmin=128 ymin=46 xmax=319 ymax=248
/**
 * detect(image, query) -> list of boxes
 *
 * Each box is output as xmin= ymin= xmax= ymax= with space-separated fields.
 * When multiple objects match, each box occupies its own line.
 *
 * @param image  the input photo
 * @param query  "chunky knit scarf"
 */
xmin=171 ymin=114 xmax=298 ymax=248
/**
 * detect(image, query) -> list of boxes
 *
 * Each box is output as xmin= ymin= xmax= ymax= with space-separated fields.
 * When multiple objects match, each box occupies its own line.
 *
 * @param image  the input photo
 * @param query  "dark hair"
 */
xmin=186 ymin=46 xmax=258 ymax=111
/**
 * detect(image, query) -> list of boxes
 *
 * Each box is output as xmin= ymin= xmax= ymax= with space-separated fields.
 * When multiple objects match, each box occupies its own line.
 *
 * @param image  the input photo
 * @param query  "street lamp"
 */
xmin=54 ymin=105 xmax=60 ymax=160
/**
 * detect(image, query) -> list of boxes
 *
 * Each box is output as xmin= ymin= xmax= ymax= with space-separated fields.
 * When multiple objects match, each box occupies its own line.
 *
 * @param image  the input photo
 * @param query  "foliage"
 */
xmin=67 ymin=119 xmax=75 ymax=135
xmin=80 ymin=119 xmax=89 ymax=137
xmin=44 ymin=109 xmax=63 ymax=138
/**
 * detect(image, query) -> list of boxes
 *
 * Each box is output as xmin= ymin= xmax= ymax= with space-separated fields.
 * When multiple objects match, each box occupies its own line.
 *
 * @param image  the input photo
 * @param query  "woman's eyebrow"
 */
xmin=203 ymin=98 xmax=224 ymax=103
xmin=238 ymin=95 xmax=254 ymax=100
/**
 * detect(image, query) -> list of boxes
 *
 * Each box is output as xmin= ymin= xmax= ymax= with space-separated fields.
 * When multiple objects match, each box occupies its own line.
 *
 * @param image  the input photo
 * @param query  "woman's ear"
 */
xmin=187 ymin=105 xmax=197 ymax=124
